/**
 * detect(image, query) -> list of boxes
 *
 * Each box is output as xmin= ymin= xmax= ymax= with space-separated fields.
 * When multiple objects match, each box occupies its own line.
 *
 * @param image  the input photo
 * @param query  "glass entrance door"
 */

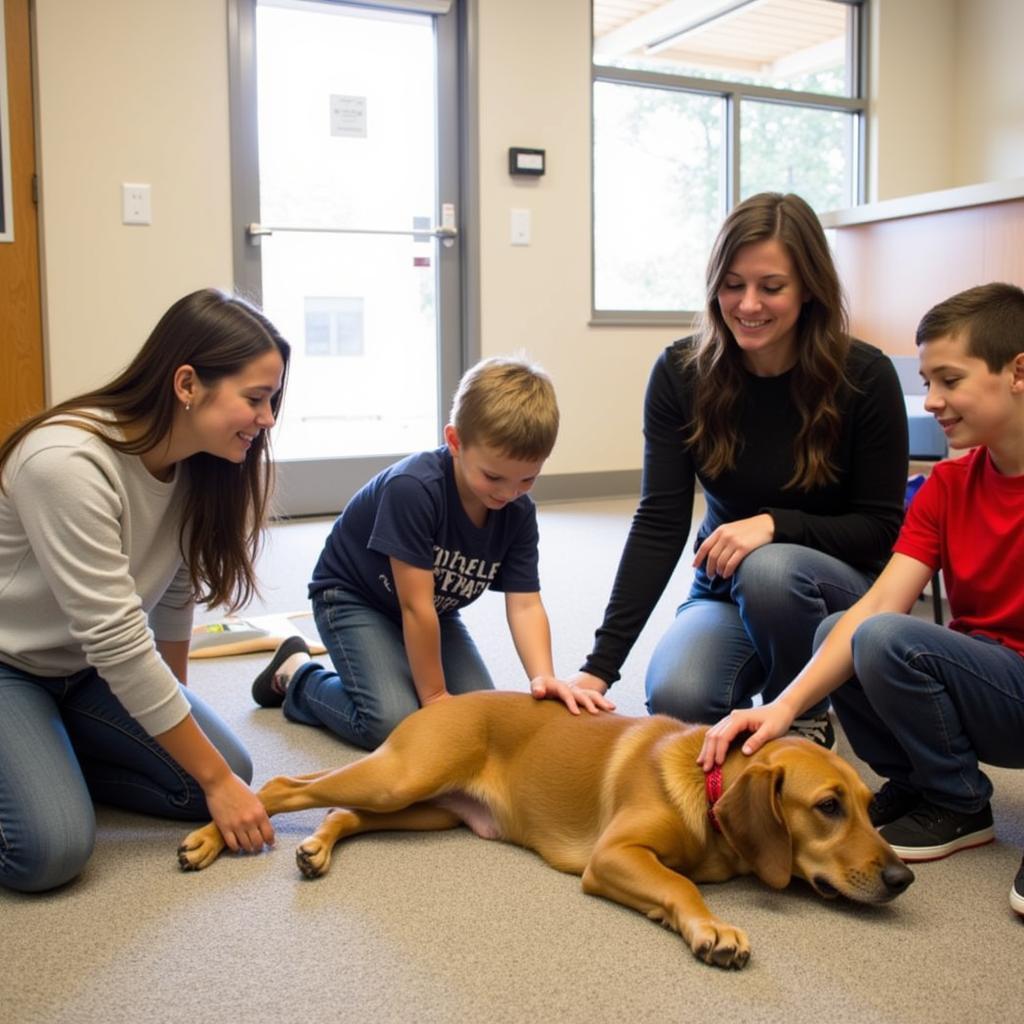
xmin=230 ymin=0 xmax=462 ymax=515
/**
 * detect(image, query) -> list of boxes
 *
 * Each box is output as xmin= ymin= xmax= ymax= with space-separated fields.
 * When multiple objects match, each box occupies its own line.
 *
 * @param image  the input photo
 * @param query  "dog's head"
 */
xmin=713 ymin=737 xmax=914 ymax=903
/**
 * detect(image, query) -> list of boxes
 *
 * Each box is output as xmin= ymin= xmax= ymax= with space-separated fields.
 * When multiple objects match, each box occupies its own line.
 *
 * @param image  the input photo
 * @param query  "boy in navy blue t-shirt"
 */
xmin=252 ymin=357 xmax=614 ymax=749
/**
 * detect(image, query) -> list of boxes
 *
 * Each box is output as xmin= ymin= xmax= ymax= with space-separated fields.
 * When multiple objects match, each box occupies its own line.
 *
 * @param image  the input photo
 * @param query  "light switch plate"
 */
xmin=510 ymin=207 xmax=531 ymax=246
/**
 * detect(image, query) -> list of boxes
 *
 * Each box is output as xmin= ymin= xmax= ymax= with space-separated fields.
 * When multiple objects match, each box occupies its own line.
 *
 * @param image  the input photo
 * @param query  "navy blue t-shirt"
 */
xmin=310 ymin=447 xmax=540 ymax=622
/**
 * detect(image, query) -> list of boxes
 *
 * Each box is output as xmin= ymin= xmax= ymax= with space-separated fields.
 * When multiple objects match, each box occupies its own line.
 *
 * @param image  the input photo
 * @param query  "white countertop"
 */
xmin=820 ymin=178 xmax=1024 ymax=229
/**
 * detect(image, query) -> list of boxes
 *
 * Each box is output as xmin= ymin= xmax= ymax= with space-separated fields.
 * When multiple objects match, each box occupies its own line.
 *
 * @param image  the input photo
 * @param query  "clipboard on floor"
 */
xmin=188 ymin=611 xmax=326 ymax=659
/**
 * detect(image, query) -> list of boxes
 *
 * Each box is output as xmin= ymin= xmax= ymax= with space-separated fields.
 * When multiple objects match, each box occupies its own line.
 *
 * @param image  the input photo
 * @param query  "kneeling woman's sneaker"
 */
xmin=869 ymin=781 xmax=921 ymax=828
xmin=1011 ymin=854 xmax=1024 ymax=918
xmin=879 ymin=800 xmax=994 ymax=862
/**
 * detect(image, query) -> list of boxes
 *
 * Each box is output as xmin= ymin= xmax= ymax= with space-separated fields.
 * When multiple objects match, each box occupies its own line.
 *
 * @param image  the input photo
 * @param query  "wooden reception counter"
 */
xmin=821 ymin=179 xmax=1024 ymax=356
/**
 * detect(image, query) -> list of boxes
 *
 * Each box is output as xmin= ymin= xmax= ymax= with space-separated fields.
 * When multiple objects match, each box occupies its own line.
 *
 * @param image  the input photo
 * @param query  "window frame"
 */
xmin=590 ymin=0 xmax=869 ymax=325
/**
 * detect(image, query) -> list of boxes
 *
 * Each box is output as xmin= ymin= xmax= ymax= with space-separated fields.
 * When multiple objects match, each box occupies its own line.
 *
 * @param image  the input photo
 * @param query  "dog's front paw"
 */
xmin=177 ymin=823 xmax=227 ymax=871
xmin=686 ymin=918 xmax=751 ymax=969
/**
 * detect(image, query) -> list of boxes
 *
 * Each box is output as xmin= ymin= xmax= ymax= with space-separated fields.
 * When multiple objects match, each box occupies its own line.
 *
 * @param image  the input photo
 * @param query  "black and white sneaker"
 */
xmin=789 ymin=714 xmax=837 ymax=751
xmin=869 ymin=781 xmax=922 ymax=827
xmin=251 ymin=634 xmax=311 ymax=708
xmin=879 ymin=800 xmax=994 ymax=862
xmin=1011 ymin=854 xmax=1024 ymax=918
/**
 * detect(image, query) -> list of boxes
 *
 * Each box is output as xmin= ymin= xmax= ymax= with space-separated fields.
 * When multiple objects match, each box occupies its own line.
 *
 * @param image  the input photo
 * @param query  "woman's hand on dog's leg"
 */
xmin=204 ymin=773 xmax=275 ymax=853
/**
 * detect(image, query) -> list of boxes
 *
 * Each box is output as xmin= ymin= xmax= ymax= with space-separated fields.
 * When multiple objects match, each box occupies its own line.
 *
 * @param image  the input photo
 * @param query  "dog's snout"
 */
xmin=883 ymin=861 xmax=915 ymax=895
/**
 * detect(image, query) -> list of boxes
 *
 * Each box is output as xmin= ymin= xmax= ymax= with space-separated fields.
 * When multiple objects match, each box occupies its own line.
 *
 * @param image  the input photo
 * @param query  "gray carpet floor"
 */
xmin=3 ymin=497 xmax=1022 ymax=1024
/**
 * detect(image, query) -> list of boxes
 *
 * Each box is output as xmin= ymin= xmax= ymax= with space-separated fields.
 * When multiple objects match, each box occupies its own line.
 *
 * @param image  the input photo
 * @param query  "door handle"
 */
xmin=435 ymin=202 xmax=457 ymax=247
xmin=245 ymin=219 xmax=457 ymax=244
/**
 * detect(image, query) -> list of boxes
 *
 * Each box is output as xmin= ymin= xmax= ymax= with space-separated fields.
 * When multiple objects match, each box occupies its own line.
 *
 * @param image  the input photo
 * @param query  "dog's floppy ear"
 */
xmin=714 ymin=763 xmax=792 ymax=889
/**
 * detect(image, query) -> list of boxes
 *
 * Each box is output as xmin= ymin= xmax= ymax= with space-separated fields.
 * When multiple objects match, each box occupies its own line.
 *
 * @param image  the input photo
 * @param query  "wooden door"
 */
xmin=0 ymin=0 xmax=44 ymax=441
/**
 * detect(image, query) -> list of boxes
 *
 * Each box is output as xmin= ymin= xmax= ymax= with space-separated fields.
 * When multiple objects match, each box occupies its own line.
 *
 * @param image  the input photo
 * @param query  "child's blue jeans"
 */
xmin=0 ymin=660 xmax=252 ymax=893
xmin=821 ymin=612 xmax=1024 ymax=811
xmin=284 ymin=587 xmax=494 ymax=750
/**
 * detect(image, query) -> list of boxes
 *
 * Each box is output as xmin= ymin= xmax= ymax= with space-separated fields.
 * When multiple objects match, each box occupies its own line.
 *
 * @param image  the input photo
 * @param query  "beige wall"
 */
xmin=870 ymin=0 xmax=957 ymax=201
xmin=475 ymin=0 xmax=663 ymax=476
xmin=34 ymin=0 xmax=234 ymax=403
xmin=30 ymin=0 xmax=1024 ymax=477
xmin=870 ymin=0 xmax=1024 ymax=201
xmin=952 ymin=0 xmax=1024 ymax=187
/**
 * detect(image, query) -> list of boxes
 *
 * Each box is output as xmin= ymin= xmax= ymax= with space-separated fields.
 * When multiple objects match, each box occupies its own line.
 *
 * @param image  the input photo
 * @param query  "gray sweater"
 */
xmin=0 ymin=417 xmax=193 ymax=735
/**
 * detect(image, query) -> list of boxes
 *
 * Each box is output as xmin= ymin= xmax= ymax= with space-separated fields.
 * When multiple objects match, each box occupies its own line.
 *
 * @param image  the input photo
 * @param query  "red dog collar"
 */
xmin=705 ymin=765 xmax=723 ymax=833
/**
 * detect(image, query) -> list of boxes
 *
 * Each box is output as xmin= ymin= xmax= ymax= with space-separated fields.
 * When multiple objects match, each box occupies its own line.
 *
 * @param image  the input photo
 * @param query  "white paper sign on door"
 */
xmin=330 ymin=95 xmax=367 ymax=138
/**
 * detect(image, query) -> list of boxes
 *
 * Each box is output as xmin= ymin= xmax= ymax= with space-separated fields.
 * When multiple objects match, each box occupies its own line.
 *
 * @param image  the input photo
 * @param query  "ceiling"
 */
xmin=593 ymin=0 xmax=849 ymax=79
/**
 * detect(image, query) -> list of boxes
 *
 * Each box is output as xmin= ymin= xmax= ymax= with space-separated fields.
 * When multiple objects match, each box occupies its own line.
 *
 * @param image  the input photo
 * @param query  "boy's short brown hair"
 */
xmin=449 ymin=356 xmax=559 ymax=461
xmin=916 ymin=282 xmax=1024 ymax=371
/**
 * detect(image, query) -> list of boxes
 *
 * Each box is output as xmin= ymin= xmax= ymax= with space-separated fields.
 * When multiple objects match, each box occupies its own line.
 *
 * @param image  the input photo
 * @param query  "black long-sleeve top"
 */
xmin=582 ymin=337 xmax=909 ymax=686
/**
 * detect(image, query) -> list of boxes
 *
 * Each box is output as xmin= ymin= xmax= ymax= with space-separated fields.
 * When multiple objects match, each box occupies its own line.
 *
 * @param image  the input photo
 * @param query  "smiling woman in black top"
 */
xmin=552 ymin=193 xmax=908 ymax=742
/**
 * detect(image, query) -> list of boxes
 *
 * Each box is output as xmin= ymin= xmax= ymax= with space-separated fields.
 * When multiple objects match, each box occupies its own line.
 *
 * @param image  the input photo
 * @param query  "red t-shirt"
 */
xmin=895 ymin=446 xmax=1024 ymax=654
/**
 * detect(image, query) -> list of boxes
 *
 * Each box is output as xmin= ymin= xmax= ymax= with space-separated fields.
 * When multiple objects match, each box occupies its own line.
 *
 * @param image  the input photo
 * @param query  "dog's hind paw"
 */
xmin=688 ymin=920 xmax=751 ymax=969
xmin=296 ymin=838 xmax=331 ymax=879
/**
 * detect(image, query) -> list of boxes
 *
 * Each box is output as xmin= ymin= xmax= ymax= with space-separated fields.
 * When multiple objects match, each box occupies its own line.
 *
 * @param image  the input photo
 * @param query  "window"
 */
xmin=304 ymin=296 xmax=365 ymax=357
xmin=592 ymin=0 xmax=867 ymax=318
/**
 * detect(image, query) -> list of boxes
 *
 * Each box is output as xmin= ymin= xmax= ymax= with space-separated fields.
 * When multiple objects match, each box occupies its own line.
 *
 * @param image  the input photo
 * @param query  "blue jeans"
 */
xmin=285 ymin=588 xmax=495 ymax=750
xmin=645 ymin=544 xmax=872 ymax=723
xmin=0 ymin=660 xmax=252 ymax=893
xmin=821 ymin=612 xmax=1024 ymax=812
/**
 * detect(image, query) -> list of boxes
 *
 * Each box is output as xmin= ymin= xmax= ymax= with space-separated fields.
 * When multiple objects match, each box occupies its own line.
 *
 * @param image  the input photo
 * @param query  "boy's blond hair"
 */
xmin=916 ymin=282 xmax=1024 ymax=371
xmin=449 ymin=357 xmax=559 ymax=461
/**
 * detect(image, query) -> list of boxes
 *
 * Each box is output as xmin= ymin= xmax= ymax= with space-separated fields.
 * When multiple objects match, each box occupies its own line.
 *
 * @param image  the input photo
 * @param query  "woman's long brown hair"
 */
xmin=0 ymin=289 xmax=291 ymax=611
xmin=682 ymin=192 xmax=850 ymax=490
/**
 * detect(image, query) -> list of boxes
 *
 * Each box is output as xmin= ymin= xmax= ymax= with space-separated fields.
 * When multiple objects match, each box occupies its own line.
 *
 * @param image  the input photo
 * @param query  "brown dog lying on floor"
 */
xmin=178 ymin=691 xmax=913 ymax=968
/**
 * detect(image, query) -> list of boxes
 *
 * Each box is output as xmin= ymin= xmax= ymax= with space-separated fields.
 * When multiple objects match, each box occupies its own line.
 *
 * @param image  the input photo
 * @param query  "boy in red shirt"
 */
xmin=699 ymin=282 xmax=1024 ymax=919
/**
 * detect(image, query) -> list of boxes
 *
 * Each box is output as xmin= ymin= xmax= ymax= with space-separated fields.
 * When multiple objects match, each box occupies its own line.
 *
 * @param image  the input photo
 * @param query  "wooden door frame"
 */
xmin=0 ymin=0 xmax=45 ymax=442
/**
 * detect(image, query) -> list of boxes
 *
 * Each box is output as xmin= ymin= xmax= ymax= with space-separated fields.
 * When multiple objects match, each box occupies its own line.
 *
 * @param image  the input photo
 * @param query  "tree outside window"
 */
xmin=592 ymin=0 xmax=866 ymax=317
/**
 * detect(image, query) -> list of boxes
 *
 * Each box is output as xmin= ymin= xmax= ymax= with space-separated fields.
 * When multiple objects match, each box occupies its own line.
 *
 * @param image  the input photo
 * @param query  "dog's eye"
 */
xmin=816 ymin=798 xmax=841 ymax=817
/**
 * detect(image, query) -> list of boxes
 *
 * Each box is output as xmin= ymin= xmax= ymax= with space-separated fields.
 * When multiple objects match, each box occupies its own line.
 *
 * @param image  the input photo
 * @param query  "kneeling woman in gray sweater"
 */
xmin=0 ymin=289 xmax=289 ymax=891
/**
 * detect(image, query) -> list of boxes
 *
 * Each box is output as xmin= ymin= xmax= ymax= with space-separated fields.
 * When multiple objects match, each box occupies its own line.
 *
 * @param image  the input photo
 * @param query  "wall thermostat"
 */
xmin=508 ymin=147 xmax=546 ymax=176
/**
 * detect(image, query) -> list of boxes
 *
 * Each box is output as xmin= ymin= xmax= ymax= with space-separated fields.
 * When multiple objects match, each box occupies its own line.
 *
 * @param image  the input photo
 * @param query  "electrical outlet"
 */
xmin=122 ymin=183 xmax=152 ymax=225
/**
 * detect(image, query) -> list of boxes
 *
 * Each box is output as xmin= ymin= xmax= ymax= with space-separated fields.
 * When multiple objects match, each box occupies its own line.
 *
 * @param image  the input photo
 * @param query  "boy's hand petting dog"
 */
xmin=698 ymin=703 xmax=794 ymax=771
xmin=530 ymin=673 xmax=616 ymax=714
